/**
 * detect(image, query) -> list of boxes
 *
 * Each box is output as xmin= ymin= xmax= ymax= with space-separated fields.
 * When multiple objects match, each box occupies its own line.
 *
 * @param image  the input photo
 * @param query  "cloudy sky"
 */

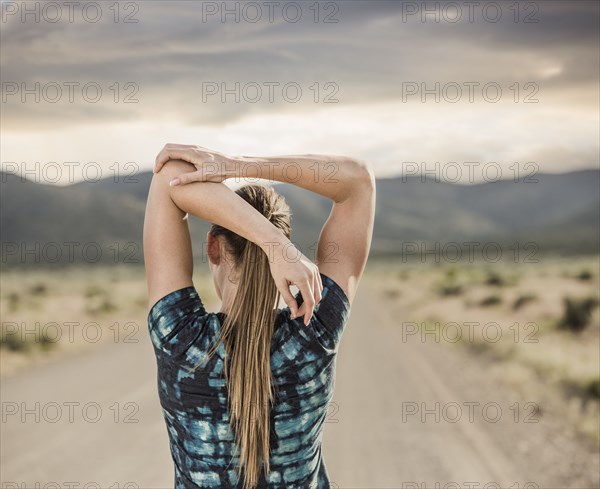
xmin=1 ymin=0 xmax=598 ymax=184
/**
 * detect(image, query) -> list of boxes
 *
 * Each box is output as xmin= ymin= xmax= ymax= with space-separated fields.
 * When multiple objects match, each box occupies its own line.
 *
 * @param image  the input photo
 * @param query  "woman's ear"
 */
xmin=206 ymin=231 xmax=220 ymax=265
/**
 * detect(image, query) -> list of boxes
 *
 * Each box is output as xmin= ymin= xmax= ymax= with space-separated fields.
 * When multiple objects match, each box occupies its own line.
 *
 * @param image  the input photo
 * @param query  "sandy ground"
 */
xmin=1 ymin=283 xmax=598 ymax=488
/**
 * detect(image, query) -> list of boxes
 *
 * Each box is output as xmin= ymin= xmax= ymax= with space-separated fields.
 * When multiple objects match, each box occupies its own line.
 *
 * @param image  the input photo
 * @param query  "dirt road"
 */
xmin=1 ymin=283 xmax=597 ymax=488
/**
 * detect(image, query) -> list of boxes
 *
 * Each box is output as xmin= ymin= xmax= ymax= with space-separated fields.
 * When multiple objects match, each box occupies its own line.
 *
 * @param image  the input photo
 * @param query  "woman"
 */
xmin=144 ymin=144 xmax=376 ymax=489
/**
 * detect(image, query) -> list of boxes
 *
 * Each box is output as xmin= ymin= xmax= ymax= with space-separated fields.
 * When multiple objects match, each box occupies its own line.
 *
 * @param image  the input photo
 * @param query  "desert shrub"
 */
xmin=585 ymin=378 xmax=600 ymax=399
xmin=384 ymin=288 xmax=401 ymax=299
xmin=445 ymin=268 xmax=457 ymax=279
xmin=513 ymin=294 xmax=538 ymax=310
xmin=86 ymin=296 xmax=117 ymax=315
xmin=436 ymin=268 xmax=463 ymax=296
xmin=29 ymin=283 xmax=47 ymax=296
xmin=485 ymin=271 xmax=505 ymax=287
xmin=0 ymin=327 xmax=57 ymax=352
xmin=479 ymin=295 xmax=502 ymax=307
xmin=576 ymin=269 xmax=593 ymax=281
xmin=558 ymin=297 xmax=599 ymax=333
xmin=438 ymin=282 xmax=463 ymax=296
xmin=0 ymin=333 xmax=30 ymax=352
xmin=7 ymin=292 xmax=20 ymax=312
xmin=85 ymin=284 xmax=105 ymax=298
xmin=397 ymin=270 xmax=410 ymax=281
xmin=39 ymin=329 xmax=57 ymax=350
xmin=1 ymin=324 xmax=30 ymax=352
xmin=85 ymin=284 xmax=117 ymax=315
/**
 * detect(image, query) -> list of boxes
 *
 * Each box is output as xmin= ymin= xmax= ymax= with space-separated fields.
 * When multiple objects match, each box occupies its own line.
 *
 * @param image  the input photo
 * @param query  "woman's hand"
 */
xmin=154 ymin=143 xmax=236 ymax=185
xmin=266 ymin=240 xmax=323 ymax=327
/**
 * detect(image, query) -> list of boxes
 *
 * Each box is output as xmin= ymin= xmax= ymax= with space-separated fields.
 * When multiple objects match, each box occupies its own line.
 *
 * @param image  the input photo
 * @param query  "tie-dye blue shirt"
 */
xmin=147 ymin=272 xmax=351 ymax=489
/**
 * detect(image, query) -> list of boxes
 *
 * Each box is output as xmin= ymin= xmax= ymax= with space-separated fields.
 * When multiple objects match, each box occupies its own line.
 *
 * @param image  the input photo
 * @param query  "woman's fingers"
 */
xmin=267 ymin=247 xmax=321 ymax=327
xmin=155 ymin=149 xmax=183 ymax=172
xmin=288 ymin=270 xmax=321 ymax=326
xmin=154 ymin=145 xmax=232 ymax=181
xmin=277 ymin=280 xmax=299 ymax=319
xmin=169 ymin=170 xmax=204 ymax=186
xmin=155 ymin=146 xmax=200 ymax=173
xmin=297 ymin=278 xmax=315 ymax=326
xmin=313 ymin=272 xmax=323 ymax=308
xmin=154 ymin=146 xmax=175 ymax=172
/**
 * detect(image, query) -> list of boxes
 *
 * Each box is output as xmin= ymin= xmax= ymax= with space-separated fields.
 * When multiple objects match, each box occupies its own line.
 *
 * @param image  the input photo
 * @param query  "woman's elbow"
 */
xmin=150 ymin=159 xmax=196 ymax=192
xmin=353 ymin=158 xmax=376 ymax=192
xmin=155 ymin=159 xmax=195 ymax=180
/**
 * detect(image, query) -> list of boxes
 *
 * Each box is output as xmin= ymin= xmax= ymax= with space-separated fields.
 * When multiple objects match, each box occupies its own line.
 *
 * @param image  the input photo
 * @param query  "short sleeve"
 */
xmin=296 ymin=272 xmax=351 ymax=353
xmin=147 ymin=286 xmax=207 ymax=355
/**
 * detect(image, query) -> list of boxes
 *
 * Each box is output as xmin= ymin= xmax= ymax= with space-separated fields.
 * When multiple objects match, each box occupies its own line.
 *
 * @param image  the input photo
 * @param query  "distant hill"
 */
xmin=1 ymin=169 xmax=598 ymax=267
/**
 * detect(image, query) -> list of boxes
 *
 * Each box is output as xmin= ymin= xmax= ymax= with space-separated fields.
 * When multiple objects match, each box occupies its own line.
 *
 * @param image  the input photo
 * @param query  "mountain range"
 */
xmin=1 ymin=169 xmax=598 ymax=267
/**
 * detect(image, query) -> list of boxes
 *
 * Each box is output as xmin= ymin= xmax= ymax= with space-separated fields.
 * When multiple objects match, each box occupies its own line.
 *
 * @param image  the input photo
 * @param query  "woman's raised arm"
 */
xmin=144 ymin=159 xmax=323 ymax=324
xmin=229 ymin=153 xmax=376 ymax=303
xmin=154 ymin=145 xmax=376 ymax=303
xmin=155 ymin=144 xmax=370 ymax=204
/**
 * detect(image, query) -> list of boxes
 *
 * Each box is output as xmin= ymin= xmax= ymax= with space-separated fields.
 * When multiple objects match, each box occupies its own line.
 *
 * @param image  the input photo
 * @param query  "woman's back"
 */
xmin=145 ymin=146 xmax=375 ymax=488
xmin=148 ymin=272 xmax=351 ymax=489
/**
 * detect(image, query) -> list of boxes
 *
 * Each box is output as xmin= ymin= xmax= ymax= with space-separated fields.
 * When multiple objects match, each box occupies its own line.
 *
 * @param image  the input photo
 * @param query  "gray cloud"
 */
xmin=1 ymin=0 xmax=598 ymax=130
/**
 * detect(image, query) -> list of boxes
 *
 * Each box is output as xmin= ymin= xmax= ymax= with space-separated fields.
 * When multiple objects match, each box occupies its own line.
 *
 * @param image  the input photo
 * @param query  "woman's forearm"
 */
xmin=160 ymin=160 xmax=290 ymax=253
xmin=231 ymin=154 xmax=371 ymax=203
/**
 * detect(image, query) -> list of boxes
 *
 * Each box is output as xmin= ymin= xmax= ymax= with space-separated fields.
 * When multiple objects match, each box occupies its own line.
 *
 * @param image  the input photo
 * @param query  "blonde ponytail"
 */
xmin=198 ymin=184 xmax=291 ymax=488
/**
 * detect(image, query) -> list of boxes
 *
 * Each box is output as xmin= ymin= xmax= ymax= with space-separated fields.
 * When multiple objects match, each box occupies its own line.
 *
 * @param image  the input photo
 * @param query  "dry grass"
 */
xmin=3 ymin=257 xmax=598 ymax=444
xmin=0 ymin=265 xmax=217 ymax=378
xmin=364 ymin=255 xmax=600 ymax=444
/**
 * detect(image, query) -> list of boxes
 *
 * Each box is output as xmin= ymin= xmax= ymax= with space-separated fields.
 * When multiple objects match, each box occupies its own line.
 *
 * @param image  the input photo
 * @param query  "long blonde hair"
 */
xmin=201 ymin=184 xmax=292 ymax=488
